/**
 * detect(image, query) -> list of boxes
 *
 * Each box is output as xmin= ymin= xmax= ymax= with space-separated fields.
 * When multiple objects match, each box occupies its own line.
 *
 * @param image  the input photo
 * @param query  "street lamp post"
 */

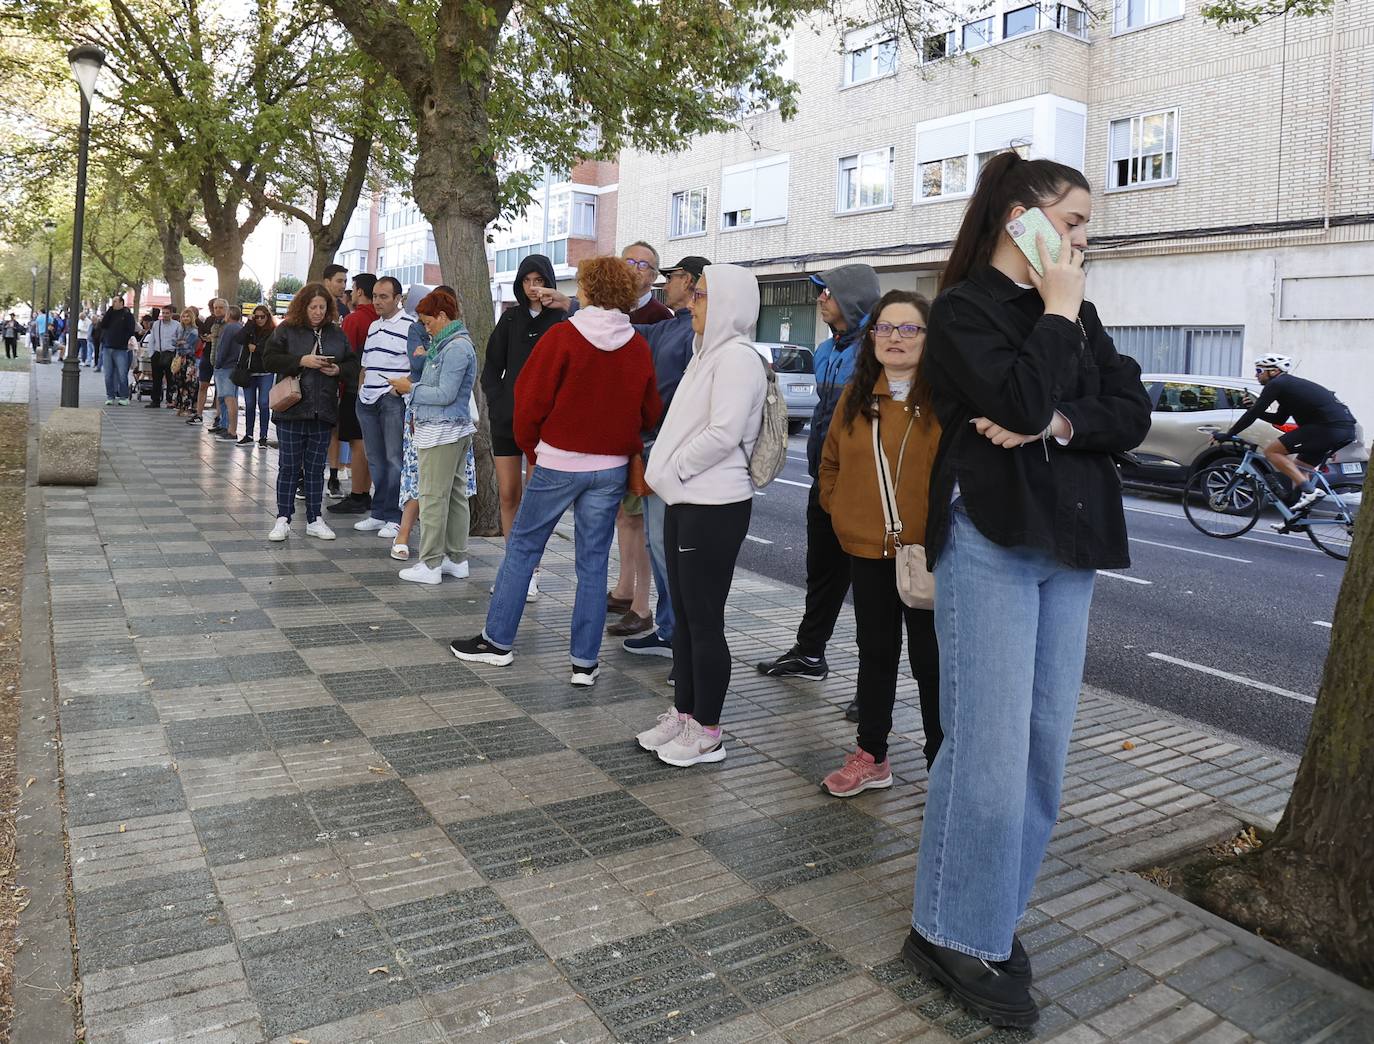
xmin=30 ymin=265 xmax=38 ymax=329
xmin=38 ymin=219 xmax=56 ymax=364
xmin=61 ymin=44 xmax=106 ymax=408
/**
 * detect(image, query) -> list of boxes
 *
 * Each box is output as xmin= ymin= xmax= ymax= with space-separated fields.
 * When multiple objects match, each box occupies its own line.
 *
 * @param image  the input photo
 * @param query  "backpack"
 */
xmin=746 ymin=352 xmax=789 ymax=488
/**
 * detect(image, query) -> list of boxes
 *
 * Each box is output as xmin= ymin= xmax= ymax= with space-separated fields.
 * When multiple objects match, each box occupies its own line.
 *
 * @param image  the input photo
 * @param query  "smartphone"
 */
xmin=1006 ymin=208 xmax=1061 ymax=276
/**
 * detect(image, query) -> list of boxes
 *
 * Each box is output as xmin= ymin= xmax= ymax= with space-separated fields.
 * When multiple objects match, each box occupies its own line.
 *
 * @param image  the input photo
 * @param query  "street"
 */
xmin=738 ymin=433 xmax=1345 ymax=757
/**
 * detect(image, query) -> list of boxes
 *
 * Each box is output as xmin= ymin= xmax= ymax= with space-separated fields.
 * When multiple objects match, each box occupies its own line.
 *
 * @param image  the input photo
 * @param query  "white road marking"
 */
xmin=1312 ymin=620 xmax=1332 ymax=629
xmin=1147 ymin=653 xmax=1316 ymax=705
xmin=787 ymin=455 xmax=808 ymax=463
xmin=772 ymin=478 xmax=811 ymax=489
xmin=753 ymin=491 xmax=766 ymax=497
xmin=1128 ymin=536 xmax=1251 ymax=564
xmin=745 ymin=535 xmax=774 ymax=544
xmin=1097 ymin=570 xmax=1152 ymax=585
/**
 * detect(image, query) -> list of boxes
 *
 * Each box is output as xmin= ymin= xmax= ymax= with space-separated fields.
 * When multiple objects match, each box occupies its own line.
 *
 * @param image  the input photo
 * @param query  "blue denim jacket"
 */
xmin=405 ymin=320 xmax=429 ymax=381
xmin=410 ymin=324 xmax=476 ymax=425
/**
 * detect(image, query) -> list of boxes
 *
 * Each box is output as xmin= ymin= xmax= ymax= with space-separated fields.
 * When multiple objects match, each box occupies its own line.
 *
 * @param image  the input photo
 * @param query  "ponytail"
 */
xmin=940 ymin=151 xmax=1090 ymax=292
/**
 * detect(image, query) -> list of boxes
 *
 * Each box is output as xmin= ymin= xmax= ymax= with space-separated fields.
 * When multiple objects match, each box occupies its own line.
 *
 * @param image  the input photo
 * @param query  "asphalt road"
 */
xmin=737 ymin=433 xmax=1349 ymax=756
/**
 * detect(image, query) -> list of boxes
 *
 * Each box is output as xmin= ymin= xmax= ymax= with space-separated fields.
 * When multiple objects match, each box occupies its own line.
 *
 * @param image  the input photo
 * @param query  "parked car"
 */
xmin=751 ymin=342 xmax=818 ymax=434
xmin=1120 ymin=373 xmax=1368 ymax=490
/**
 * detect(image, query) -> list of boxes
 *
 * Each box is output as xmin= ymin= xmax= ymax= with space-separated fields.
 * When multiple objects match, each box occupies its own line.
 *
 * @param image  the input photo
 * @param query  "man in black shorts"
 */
xmin=1220 ymin=354 xmax=1358 ymax=512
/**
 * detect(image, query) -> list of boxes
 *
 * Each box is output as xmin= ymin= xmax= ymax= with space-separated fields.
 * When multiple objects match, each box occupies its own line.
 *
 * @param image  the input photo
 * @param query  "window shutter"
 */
xmin=1108 ymin=118 xmax=1134 ymax=162
xmin=973 ymin=109 xmax=1034 ymax=153
xmin=1053 ymin=108 xmax=1087 ymax=168
xmin=720 ymin=166 xmax=754 ymax=215
xmin=917 ymin=123 xmax=970 ymax=164
xmin=753 ymin=159 xmax=790 ymax=222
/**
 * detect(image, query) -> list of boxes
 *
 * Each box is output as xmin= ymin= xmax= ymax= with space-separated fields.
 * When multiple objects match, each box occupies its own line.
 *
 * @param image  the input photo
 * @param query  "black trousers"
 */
xmin=665 ymin=499 xmax=752 ymax=728
xmin=150 ymin=353 xmax=171 ymax=404
xmin=850 ymin=555 xmax=942 ymax=766
xmin=795 ymin=483 xmax=852 ymax=657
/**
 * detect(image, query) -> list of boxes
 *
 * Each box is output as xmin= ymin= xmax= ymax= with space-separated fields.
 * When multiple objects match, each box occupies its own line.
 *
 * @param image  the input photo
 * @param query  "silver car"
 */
xmin=752 ymin=342 xmax=819 ymax=435
xmin=1120 ymin=373 xmax=1368 ymax=490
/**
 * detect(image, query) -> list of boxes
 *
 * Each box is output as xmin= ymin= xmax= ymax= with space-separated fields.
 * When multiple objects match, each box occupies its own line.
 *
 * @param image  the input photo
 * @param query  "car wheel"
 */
xmin=788 ymin=420 xmax=805 ymax=436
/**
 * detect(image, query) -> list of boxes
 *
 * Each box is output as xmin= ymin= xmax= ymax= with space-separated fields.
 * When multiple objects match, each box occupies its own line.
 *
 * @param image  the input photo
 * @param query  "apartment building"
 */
xmin=615 ymin=0 xmax=1374 ymax=424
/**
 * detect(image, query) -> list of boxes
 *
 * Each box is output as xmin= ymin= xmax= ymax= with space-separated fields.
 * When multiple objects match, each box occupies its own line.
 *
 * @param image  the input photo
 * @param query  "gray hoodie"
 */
xmin=645 ymin=264 xmax=767 ymax=506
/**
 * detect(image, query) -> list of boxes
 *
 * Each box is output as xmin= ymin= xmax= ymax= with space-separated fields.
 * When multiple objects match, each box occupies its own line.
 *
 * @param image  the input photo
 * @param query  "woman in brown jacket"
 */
xmin=818 ymin=290 xmax=943 ymax=796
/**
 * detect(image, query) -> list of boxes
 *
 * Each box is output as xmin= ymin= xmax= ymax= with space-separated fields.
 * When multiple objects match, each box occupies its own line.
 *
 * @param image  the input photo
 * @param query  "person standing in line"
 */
xmin=77 ymin=311 xmax=92 ymax=365
xmin=211 ymin=305 xmax=245 ymax=439
xmin=902 ymin=152 xmax=1150 ymax=1028
xmin=816 ymin=291 xmax=942 ymax=798
xmin=324 ymin=263 xmax=351 ymax=320
xmin=190 ymin=298 xmax=226 ymax=426
xmin=756 ymin=264 xmax=881 ymax=706
xmin=235 ymin=305 xmax=277 ymax=446
xmin=142 ymin=306 xmax=181 ymax=408
xmin=451 ymin=256 xmax=661 ymax=686
xmin=2 ymin=314 xmax=19 ymax=359
xmin=386 ymin=288 xmax=477 ymax=584
xmin=328 ymin=273 xmax=377 ymax=515
xmin=636 ymin=263 xmax=766 ymax=768
xmin=99 ymin=294 xmax=137 ymax=405
xmin=618 ymin=255 xmax=708 ymax=665
xmin=353 ymin=276 xmax=412 ymax=541
xmin=171 ymin=307 xmax=200 ymax=414
xmin=262 ymin=283 xmax=358 ymax=542
xmin=480 ymin=254 xmax=568 ymax=603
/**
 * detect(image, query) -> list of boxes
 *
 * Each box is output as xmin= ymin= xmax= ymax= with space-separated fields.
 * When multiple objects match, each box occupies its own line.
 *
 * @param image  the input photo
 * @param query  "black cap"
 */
xmin=660 ymin=256 xmax=710 ymax=278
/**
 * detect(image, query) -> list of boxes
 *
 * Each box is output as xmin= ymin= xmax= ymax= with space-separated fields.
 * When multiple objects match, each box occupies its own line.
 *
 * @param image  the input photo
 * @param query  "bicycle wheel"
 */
xmin=1183 ymin=463 xmax=1263 ymax=537
xmin=1305 ymin=484 xmax=1360 ymax=560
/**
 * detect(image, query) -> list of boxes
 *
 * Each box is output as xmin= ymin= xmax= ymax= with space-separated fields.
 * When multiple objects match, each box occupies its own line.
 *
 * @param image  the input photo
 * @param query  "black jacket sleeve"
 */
xmin=481 ymin=310 xmax=511 ymax=405
xmin=1054 ymin=311 xmax=1152 ymax=454
xmin=1227 ymin=383 xmax=1283 ymax=435
xmin=261 ymin=328 xmax=300 ymax=377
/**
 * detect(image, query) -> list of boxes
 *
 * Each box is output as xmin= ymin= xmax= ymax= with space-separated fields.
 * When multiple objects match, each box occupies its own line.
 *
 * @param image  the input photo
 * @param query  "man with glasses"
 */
xmin=1217 ymin=354 xmax=1358 ymax=513
xmin=757 ymin=265 xmax=880 ymax=703
xmin=622 ymin=242 xmax=674 ymax=325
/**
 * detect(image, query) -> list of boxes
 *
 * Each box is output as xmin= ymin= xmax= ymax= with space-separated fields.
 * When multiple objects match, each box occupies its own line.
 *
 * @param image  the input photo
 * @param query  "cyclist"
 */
xmin=1216 ymin=355 xmax=1357 ymax=513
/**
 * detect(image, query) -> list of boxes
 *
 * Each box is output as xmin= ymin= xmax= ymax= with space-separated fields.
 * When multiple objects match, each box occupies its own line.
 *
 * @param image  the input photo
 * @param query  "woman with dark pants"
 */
xmin=638 ymin=264 xmax=766 ymax=767
xmin=816 ymin=291 xmax=942 ymax=798
xmin=902 ymin=152 xmax=1151 ymax=1029
xmin=235 ymin=305 xmax=277 ymax=446
xmin=262 ymin=284 xmax=358 ymax=542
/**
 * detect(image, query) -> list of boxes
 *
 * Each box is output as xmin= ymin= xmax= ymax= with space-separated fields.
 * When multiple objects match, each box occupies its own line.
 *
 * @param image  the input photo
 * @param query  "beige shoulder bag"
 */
xmin=871 ymin=402 xmax=935 ymax=610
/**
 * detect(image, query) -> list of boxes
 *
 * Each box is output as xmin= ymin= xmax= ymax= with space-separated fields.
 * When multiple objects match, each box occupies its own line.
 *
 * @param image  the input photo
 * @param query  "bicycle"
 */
xmin=1181 ymin=434 xmax=1361 ymax=560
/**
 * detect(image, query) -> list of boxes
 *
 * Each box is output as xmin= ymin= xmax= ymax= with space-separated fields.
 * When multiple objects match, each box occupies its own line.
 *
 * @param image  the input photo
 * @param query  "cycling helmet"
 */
xmin=1253 ymin=354 xmax=1293 ymax=373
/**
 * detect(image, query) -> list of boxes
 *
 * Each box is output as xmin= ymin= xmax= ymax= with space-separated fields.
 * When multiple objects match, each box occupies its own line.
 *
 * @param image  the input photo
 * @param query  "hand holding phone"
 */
xmin=1006 ymin=208 xmax=1061 ymax=276
xmin=1009 ymin=208 xmax=1085 ymax=320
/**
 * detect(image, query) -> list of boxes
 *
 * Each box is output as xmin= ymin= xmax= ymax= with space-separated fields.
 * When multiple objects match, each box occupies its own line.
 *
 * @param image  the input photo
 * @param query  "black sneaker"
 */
xmin=570 ymin=663 xmax=600 ymax=687
xmin=844 ymin=700 xmax=860 ymax=723
xmin=757 ymin=646 xmax=829 ymax=679
xmin=207 ymin=424 xmax=225 ymax=435
xmin=622 ymin=631 xmax=674 ymax=658
xmin=1001 ymin=934 xmax=1031 ymax=988
xmin=295 ymin=483 xmax=306 ymax=501
xmin=236 ymin=435 xmax=253 ymax=446
xmin=215 ymin=429 xmax=236 ymax=440
xmin=258 ymin=437 xmax=270 ymax=448
xmin=327 ymin=492 xmax=370 ymax=515
xmin=144 ymin=402 xmax=159 ymax=409
xmin=902 ymin=930 xmax=1037 ymax=1028
xmin=327 ymin=475 xmax=343 ymax=498
xmin=187 ymin=415 xmax=203 ymax=425
xmin=450 ymin=634 xmax=513 ymax=667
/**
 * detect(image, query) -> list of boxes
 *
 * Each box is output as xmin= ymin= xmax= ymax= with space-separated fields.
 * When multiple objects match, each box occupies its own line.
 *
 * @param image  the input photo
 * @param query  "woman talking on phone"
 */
xmin=903 ymin=153 xmax=1150 ymax=1028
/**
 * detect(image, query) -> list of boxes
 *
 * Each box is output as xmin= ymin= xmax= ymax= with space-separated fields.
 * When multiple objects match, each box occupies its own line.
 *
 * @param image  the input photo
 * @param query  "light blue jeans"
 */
xmin=355 ymin=394 xmax=405 ymax=524
xmin=642 ymin=491 xmax=674 ymax=642
xmin=912 ymin=506 xmax=1096 ymax=960
xmin=484 ymin=464 xmax=627 ymax=667
xmin=102 ymin=348 xmax=131 ymax=399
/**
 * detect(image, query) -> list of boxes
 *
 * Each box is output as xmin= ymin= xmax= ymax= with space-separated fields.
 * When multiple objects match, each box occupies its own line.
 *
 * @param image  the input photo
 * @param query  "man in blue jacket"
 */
xmin=619 ymin=255 xmax=709 ymax=664
xmin=757 ymin=263 xmax=880 ymax=689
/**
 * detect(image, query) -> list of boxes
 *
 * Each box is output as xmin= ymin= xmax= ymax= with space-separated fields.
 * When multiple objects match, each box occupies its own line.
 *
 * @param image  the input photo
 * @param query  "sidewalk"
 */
xmin=16 ymin=363 xmax=1374 ymax=1043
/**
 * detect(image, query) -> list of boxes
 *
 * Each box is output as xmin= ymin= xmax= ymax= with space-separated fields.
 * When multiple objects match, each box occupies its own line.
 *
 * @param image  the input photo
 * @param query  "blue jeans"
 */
xmin=484 ymin=464 xmax=627 ymax=666
xmin=642 ymin=491 xmax=674 ymax=642
xmin=102 ymin=348 xmax=131 ymax=399
xmin=355 ymin=394 xmax=405 ymax=523
xmin=242 ymin=374 xmax=274 ymax=438
xmin=78 ymin=338 xmax=90 ymax=365
xmin=912 ymin=507 xmax=1096 ymax=961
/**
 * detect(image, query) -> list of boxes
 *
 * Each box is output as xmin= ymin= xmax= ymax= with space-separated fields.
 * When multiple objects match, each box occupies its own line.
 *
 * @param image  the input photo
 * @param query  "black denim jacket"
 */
xmin=922 ymin=266 xmax=1151 ymax=570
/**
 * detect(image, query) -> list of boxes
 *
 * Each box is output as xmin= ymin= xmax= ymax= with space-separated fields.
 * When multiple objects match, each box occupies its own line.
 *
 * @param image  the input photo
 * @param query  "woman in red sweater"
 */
xmin=450 ymin=257 xmax=662 ymax=685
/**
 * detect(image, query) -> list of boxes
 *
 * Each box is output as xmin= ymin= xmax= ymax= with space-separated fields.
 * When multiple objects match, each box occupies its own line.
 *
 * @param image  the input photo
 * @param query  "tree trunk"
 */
xmin=210 ymin=230 xmax=243 ymax=308
xmin=307 ymin=237 xmax=342 ymax=283
xmin=157 ymin=216 xmax=188 ymax=312
xmin=1198 ymin=505 xmax=1373 ymax=986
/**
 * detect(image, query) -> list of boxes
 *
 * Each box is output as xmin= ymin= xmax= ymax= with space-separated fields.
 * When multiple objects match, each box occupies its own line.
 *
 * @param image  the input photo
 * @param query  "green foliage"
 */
xmin=237 ymin=277 xmax=263 ymax=304
xmin=272 ymin=275 xmax=304 ymax=298
xmin=1199 ymin=0 xmax=1336 ymax=27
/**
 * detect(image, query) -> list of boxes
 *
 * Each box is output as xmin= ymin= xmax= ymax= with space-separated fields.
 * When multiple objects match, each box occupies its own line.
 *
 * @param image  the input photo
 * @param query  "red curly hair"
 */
xmin=281 ymin=282 xmax=338 ymax=328
xmin=576 ymin=256 xmax=639 ymax=313
xmin=415 ymin=288 xmax=460 ymax=321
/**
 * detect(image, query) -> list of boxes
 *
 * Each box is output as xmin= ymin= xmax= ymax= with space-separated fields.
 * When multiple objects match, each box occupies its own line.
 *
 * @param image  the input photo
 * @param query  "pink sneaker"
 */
xmin=636 ymin=707 xmax=685 ymax=751
xmin=821 ymin=748 xmax=893 ymax=797
xmin=656 ymin=718 xmax=726 ymax=767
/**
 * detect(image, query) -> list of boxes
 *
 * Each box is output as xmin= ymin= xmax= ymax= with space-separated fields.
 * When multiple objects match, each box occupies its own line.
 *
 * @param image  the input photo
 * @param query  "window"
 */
xmin=1056 ymin=5 xmax=1088 ymax=36
xmin=844 ymin=26 xmax=897 ymax=86
xmin=670 ymin=188 xmax=708 ymax=238
xmin=922 ymin=32 xmax=951 ymax=61
xmin=1108 ymin=325 xmax=1244 ymax=376
xmin=720 ymin=155 xmax=789 ymax=229
xmin=1154 ymin=382 xmax=1222 ymax=413
xmin=962 ymin=17 xmax=994 ymax=51
xmin=1003 ymin=6 xmax=1040 ymax=37
xmin=571 ymin=193 xmax=597 ymax=238
xmin=837 ymin=147 xmax=895 ymax=212
xmin=282 ymin=232 xmax=298 ymax=252
xmin=919 ymin=156 xmax=967 ymax=199
xmin=547 ymin=192 xmax=570 ymax=239
xmin=1109 ymin=110 xmax=1178 ymax=189
xmin=1115 ymin=0 xmax=1183 ymax=32
xmin=975 ymin=142 xmax=1031 ymax=176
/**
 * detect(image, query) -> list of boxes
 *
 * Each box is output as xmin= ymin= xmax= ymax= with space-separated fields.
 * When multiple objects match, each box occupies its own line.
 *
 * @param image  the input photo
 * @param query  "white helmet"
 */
xmin=1253 ymin=354 xmax=1293 ymax=373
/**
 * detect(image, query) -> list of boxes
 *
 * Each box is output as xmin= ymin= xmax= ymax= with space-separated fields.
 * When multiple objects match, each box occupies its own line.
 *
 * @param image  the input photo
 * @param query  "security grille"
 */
xmin=1106 ymin=325 xmax=1245 ymax=377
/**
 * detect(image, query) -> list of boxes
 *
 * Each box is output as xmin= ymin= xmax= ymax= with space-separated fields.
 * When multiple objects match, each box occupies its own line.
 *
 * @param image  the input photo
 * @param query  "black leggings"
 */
xmin=849 ymin=555 xmax=942 ymax=766
xmin=665 ymin=499 xmax=752 ymax=727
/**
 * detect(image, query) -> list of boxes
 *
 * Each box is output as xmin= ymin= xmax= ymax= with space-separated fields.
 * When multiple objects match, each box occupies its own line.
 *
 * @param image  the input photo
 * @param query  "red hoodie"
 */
xmin=340 ymin=302 xmax=377 ymax=353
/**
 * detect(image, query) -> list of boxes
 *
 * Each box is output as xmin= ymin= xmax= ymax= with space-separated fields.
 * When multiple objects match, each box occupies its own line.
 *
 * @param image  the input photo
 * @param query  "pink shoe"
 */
xmin=821 ymin=748 xmax=893 ymax=797
xmin=636 ymin=706 xmax=686 ymax=751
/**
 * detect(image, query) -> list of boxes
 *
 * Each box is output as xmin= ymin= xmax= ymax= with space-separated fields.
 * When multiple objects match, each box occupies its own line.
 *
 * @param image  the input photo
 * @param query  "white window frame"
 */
xmin=917 ymin=155 xmax=970 ymax=202
xmin=1113 ymin=0 xmax=1185 ymax=35
xmin=842 ymin=24 xmax=898 ymax=88
xmin=837 ymin=146 xmax=896 ymax=214
xmin=962 ymin=16 xmax=995 ymax=51
xmin=720 ymin=155 xmax=789 ymax=231
xmin=1002 ymin=4 xmax=1041 ymax=39
xmin=669 ymin=187 xmax=709 ymax=239
xmin=1106 ymin=108 xmax=1180 ymax=192
xmin=571 ymin=192 xmax=597 ymax=238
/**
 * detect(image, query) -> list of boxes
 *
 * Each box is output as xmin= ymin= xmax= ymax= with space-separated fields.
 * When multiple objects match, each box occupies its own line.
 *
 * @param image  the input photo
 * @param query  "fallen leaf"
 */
xmin=1122 ymin=740 xmax=1135 ymax=751
xmin=25 ymin=777 xmax=35 ymax=788
xmin=367 ymin=765 xmax=387 ymax=774
xmin=118 ymin=823 xmax=127 ymax=833
xmin=410 ymin=852 xmax=423 ymax=859
xmin=368 ymin=965 xmax=390 ymax=976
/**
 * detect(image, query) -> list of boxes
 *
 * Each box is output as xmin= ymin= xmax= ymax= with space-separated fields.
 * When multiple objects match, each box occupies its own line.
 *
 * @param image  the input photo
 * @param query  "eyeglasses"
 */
xmin=690 ymin=289 xmax=708 ymax=303
xmin=624 ymin=258 xmax=657 ymax=273
xmin=873 ymin=322 xmax=925 ymax=340
xmin=816 ymin=287 xmax=832 ymax=302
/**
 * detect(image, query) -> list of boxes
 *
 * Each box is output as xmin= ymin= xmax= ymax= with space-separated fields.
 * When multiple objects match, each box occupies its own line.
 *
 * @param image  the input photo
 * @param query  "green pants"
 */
xmin=417 ymin=435 xmax=472 ymax=567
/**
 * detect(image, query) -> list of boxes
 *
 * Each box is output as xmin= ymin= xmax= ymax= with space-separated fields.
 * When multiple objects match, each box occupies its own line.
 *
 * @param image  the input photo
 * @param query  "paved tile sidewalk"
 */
xmin=23 ymin=367 xmax=1374 ymax=1042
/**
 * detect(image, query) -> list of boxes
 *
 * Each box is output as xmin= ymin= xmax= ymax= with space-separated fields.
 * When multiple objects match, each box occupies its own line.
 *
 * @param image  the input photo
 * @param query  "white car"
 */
xmin=751 ymin=342 xmax=818 ymax=435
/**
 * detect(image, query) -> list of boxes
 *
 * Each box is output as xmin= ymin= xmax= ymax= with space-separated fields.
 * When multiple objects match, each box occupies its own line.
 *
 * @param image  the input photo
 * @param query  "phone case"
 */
xmin=1006 ymin=208 xmax=1061 ymax=276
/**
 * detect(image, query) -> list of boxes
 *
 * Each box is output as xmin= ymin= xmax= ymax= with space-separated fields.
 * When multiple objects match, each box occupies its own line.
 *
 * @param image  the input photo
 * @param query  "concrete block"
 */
xmin=38 ymin=406 xmax=101 ymax=485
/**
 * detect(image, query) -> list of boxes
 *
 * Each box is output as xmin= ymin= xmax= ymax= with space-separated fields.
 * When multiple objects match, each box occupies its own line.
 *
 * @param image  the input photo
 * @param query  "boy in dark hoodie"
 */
xmin=756 ymin=263 xmax=880 ymax=692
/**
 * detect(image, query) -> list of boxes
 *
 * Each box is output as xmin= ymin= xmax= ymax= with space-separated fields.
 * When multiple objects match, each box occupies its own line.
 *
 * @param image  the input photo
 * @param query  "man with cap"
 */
xmin=756 ymin=264 xmax=881 ymax=703
xmin=616 ymin=255 xmax=710 ymax=666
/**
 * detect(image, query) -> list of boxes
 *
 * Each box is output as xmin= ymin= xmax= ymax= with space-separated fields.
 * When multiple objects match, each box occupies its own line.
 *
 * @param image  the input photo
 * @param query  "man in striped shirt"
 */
xmin=352 ymin=276 xmax=412 ymax=538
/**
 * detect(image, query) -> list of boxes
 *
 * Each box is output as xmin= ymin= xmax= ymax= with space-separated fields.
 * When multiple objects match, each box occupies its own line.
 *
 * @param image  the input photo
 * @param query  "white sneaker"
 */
xmin=527 ymin=572 xmax=540 ymax=603
xmin=637 ymin=707 xmax=686 ymax=751
xmin=377 ymin=522 xmax=400 ymax=540
xmin=354 ymin=516 xmax=387 ymax=532
xmin=656 ymin=718 xmax=727 ymax=767
xmin=399 ymin=561 xmax=443 ymax=585
xmin=305 ymin=519 xmax=336 ymax=540
xmin=1291 ymin=487 xmax=1326 ymax=513
xmin=268 ymin=517 xmax=291 ymax=542
xmin=440 ymin=557 xmax=469 ymax=579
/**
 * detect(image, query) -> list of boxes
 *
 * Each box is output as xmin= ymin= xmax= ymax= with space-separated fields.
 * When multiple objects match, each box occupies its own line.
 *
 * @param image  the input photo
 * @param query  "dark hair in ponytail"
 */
xmin=940 ymin=152 xmax=1090 ymax=292
xmin=841 ymin=290 xmax=932 ymax=432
